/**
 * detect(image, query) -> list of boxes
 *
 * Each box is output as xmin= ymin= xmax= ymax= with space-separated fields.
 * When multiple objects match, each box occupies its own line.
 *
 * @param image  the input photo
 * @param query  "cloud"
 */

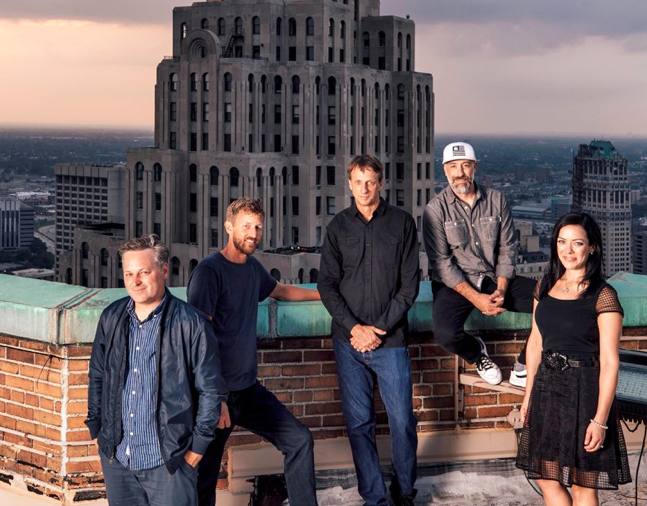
xmin=0 ymin=0 xmax=177 ymax=25
xmin=383 ymin=0 xmax=647 ymax=55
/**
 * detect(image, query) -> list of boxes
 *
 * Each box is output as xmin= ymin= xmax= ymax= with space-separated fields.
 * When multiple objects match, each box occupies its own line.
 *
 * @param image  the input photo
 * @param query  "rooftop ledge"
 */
xmin=0 ymin=272 xmax=646 ymax=345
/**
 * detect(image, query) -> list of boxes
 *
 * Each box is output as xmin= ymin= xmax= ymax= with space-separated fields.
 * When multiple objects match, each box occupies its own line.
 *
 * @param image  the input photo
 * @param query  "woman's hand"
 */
xmin=520 ymin=396 xmax=530 ymax=423
xmin=584 ymin=422 xmax=606 ymax=452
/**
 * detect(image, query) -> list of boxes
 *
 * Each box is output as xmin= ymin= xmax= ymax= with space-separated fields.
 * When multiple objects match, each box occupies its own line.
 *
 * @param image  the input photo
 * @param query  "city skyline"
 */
xmin=1 ymin=0 xmax=646 ymax=137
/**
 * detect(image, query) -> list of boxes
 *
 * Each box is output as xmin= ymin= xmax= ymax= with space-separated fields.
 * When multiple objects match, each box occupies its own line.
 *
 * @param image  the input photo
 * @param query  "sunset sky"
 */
xmin=1 ymin=0 xmax=645 ymax=136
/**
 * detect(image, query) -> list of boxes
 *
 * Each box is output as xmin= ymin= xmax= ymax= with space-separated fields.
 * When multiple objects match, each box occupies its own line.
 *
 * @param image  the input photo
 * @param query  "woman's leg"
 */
xmin=571 ymin=484 xmax=599 ymax=506
xmin=537 ymin=479 xmax=573 ymax=506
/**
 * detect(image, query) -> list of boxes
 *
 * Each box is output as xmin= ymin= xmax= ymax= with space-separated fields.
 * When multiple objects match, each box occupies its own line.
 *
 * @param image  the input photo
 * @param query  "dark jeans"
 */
xmin=333 ymin=338 xmax=418 ymax=506
xmin=197 ymin=381 xmax=317 ymax=506
xmin=432 ymin=276 xmax=536 ymax=364
xmin=100 ymin=453 xmax=198 ymax=506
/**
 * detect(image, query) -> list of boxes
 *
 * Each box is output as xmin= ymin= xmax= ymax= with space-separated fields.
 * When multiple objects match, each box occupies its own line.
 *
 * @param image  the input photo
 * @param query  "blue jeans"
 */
xmin=333 ymin=338 xmax=418 ymax=505
xmin=100 ymin=453 xmax=197 ymax=506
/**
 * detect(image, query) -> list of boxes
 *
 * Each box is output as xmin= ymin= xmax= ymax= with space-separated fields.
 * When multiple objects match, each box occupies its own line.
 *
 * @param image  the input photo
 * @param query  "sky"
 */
xmin=0 ymin=0 xmax=645 ymax=137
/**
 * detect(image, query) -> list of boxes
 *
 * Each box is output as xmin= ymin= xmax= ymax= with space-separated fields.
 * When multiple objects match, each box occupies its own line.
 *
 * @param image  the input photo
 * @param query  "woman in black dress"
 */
xmin=516 ymin=213 xmax=630 ymax=505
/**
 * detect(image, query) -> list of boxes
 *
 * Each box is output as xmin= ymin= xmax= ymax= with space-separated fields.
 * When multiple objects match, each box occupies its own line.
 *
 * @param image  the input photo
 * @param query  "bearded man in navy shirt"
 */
xmin=187 ymin=197 xmax=321 ymax=506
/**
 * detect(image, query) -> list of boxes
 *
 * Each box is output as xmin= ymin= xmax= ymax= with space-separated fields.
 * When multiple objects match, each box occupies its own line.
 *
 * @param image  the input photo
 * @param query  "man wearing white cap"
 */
xmin=422 ymin=142 xmax=534 ymax=386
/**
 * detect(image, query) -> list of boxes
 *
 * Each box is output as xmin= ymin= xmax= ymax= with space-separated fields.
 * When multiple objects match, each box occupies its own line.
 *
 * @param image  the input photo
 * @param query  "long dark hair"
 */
xmin=539 ymin=212 xmax=604 ymax=300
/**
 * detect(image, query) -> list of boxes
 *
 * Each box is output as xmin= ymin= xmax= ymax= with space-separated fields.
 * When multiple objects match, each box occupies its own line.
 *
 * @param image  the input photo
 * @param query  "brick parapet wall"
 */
xmin=2 ymin=329 xmax=647 ymax=502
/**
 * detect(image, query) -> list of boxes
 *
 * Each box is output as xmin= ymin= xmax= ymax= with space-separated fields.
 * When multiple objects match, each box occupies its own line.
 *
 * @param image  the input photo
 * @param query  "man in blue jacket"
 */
xmin=86 ymin=235 xmax=227 ymax=506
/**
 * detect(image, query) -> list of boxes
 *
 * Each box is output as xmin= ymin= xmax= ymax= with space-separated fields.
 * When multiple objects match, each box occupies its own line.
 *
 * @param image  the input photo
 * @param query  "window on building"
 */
xmin=274 ymin=134 xmax=281 ymax=152
xmin=292 ymin=227 xmax=299 ymax=244
xmin=306 ymin=46 xmax=314 ymax=61
xmin=202 ymin=133 xmax=209 ymax=151
xmin=190 ymin=193 xmax=197 ymax=212
xmin=224 ymin=133 xmax=231 ymax=152
xmin=326 ymin=166 xmax=336 ymax=185
xmin=289 ymin=46 xmax=297 ymax=61
xmin=288 ymin=18 xmax=296 ymax=36
xmin=329 ymin=18 xmax=335 ymax=37
xmin=397 ymin=136 xmax=405 ymax=153
xmin=328 ymin=76 xmax=336 ymax=95
xmin=328 ymin=136 xmax=336 ymax=155
xmin=170 ymin=102 xmax=177 ymax=122
xmin=170 ymin=73 xmax=178 ymax=91
xmin=225 ymin=103 xmax=232 ymax=122
xmin=169 ymin=132 xmax=177 ymax=149
xmin=274 ymin=104 xmax=281 ymax=123
xmin=210 ymin=166 xmax=219 ymax=185
xmin=202 ymin=73 xmax=209 ymax=91
xmin=135 ymin=162 xmax=144 ymax=180
xmin=416 ymin=163 xmax=421 ymax=180
xmin=276 ymin=18 xmax=282 ymax=36
xmin=218 ymin=18 xmax=225 ymax=36
xmin=136 ymin=191 xmax=143 ymax=209
xmin=190 ymin=102 xmax=197 ymax=122
xmin=306 ymin=17 xmax=314 ymax=36
xmin=224 ymin=73 xmax=232 ymax=92
xmin=252 ymin=16 xmax=260 ymax=35
xmin=276 ymin=46 xmax=281 ymax=61
xmin=274 ymin=75 xmax=282 ymax=93
xmin=154 ymin=163 xmax=162 ymax=181
xmin=316 ymin=166 xmax=322 ymax=185
xmin=396 ymin=190 xmax=404 ymax=207
xmin=210 ymin=197 xmax=218 ymax=217
xmin=155 ymin=192 xmax=162 ymax=211
xmin=253 ymin=45 xmax=261 ymax=59
xmin=328 ymin=106 xmax=336 ymax=125
xmin=210 ymin=228 xmax=218 ymax=248
xmin=340 ymin=21 xmax=346 ymax=39
xmin=326 ymin=196 xmax=336 ymax=215
xmin=190 ymin=73 xmax=197 ymax=92
xmin=292 ymin=196 xmax=299 ymax=216
xmin=136 ymin=221 xmax=143 ymax=237
xmin=202 ymin=102 xmax=209 ymax=122
xmin=292 ymin=135 xmax=299 ymax=154
xmin=292 ymin=104 xmax=300 ymax=124
xmin=316 ymin=196 xmax=321 ymax=215
xmin=396 ymin=163 xmax=404 ymax=180
xmin=153 ymin=222 xmax=161 ymax=238
xmin=230 ymin=167 xmax=239 ymax=187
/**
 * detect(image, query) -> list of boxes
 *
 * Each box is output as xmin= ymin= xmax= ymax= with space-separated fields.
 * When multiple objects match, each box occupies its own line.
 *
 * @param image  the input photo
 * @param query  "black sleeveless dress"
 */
xmin=515 ymin=280 xmax=631 ymax=489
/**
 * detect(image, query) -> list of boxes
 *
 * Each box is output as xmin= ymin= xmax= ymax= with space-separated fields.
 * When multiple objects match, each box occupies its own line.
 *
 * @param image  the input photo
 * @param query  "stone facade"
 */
xmin=66 ymin=0 xmax=434 ymax=287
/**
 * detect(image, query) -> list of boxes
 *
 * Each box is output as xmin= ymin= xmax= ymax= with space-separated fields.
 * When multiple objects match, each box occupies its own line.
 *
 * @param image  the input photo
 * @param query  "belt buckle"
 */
xmin=545 ymin=350 xmax=570 ymax=373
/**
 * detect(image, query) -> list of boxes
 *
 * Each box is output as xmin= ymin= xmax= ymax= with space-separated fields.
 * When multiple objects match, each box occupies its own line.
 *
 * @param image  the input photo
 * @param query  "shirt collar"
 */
xmin=127 ymin=291 xmax=168 ymax=324
xmin=352 ymin=197 xmax=387 ymax=220
xmin=446 ymin=182 xmax=483 ymax=204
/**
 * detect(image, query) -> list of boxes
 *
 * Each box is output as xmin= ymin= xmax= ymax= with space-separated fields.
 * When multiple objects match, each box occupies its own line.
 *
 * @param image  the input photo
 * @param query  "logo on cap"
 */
xmin=453 ymin=145 xmax=466 ymax=157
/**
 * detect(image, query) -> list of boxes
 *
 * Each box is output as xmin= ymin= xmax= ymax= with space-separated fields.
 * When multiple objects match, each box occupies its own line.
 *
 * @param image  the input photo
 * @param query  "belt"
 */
xmin=542 ymin=350 xmax=600 ymax=372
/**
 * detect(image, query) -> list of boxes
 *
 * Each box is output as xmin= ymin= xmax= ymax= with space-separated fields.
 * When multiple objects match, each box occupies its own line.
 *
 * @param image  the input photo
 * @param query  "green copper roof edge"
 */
xmin=1 ymin=274 xmax=645 ymax=344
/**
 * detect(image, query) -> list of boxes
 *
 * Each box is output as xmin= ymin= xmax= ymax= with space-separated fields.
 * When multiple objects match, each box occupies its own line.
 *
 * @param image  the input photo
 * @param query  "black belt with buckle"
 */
xmin=542 ymin=350 xmax=600 ymax=372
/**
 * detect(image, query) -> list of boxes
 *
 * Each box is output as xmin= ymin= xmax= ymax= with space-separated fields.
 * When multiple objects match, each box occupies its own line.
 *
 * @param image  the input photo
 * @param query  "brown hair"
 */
xmin=118 ymin=234 xmax=169 ymax=268
xmin=347 ymin=154 xmax=384 ymax=183
xmin=226 ymin=197 xmax=266 ymax=223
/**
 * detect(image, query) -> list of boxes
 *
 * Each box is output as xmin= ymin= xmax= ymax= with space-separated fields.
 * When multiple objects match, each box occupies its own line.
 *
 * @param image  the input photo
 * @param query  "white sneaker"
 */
xmin=509 ymin=362 xmax=527 ymax=388
xmin=474 ymin=336 xmax=502 ymax=385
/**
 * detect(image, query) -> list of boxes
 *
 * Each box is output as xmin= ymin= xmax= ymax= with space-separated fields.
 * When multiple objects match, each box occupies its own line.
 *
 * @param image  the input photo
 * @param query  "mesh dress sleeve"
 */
xmin=595 ymin=284 xmax=624 ymax=317
xmin=533 ymin=277 xmax=543 ymax=301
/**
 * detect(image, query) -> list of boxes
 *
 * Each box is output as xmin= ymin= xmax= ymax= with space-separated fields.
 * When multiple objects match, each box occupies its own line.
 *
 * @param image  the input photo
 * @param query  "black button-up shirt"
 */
xmin=318 ymin=198 xmax=420 ymax=348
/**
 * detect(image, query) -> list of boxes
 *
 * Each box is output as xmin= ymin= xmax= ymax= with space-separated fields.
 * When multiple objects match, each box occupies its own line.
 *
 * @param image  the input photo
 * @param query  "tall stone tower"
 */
xmin=572 ymin=140 xmax=632 ymax=276
xmin=62 ymin=0 xmax=434 ymax=287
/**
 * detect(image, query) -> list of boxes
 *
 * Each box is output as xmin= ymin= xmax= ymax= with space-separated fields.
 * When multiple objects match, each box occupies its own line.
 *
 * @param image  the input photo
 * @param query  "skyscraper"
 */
xmin=63 ymin=0 xmax=434 ymax=287
xmin=571 ymin=140 xmax=632 ymax=276
xmin=0 ymin=197 xmax=34 ymax=250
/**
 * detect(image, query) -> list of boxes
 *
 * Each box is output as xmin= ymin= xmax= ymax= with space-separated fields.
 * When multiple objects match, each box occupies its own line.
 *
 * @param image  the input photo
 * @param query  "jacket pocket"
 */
xmin=340 ymin=236 xmax=361 ymax=269
xmin=444 ymin=220 xmax=468 ymax=247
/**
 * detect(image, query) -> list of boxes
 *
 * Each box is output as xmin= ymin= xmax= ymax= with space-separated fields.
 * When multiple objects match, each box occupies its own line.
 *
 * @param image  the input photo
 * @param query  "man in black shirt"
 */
xmin=318 ymin=155 xmax=420 ymax=506
xmin=187 ymin=198 xmax=321 ymax=506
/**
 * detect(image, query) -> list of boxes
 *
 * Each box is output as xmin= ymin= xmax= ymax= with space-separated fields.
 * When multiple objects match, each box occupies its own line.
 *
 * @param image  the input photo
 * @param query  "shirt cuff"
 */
xmin=191 ymin=434 xmax=213 ymax=456
xmin=85 ymin=419 xmax=101 ymax=440
xmin=342 ymin=315 xmax=359 ymax=335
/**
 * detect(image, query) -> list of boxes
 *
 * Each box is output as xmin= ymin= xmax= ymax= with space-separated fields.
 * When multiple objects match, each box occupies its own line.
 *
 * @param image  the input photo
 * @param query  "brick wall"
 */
xmin=2 ymin=329 xmax=647 ymax=502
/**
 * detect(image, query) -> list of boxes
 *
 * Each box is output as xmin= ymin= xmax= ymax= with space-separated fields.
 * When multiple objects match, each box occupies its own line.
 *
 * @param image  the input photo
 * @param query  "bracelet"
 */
xmin=590 ymin=418 xmax=608 ymax=430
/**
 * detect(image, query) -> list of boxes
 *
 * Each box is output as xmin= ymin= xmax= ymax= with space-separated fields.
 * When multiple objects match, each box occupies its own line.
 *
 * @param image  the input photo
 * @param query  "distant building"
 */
xmin=550 ymin=196 xmax=572 ymax=221
xmin=572 ymin=140 xmax=632 ymax=276
xmin=11 ymin=268 xmax=56 ymax=281
xmin=0 ymin=197 xmax=34 ymax=250
xmin=633 ymin=230 xmax=647 ymax=275
xmin=511 ymin=205 xmax=550 ymax=220
xmin=62 ymin=0 xmax=434 ymax=287
xmin=54 ymin=163 xmax=126 ymax=285
xmin=514 ymin=220 xmax=548 ymax=280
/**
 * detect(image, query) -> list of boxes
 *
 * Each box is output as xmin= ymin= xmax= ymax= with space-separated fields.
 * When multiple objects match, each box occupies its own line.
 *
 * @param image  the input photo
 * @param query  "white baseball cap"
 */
xmin=442 ymin=142 xmax=477 ymax=164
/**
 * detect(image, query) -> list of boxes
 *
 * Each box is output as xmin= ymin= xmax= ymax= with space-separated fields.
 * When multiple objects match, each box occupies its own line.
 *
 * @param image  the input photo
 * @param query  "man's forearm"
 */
xmin=496 ymin=277 xmax=510 ymax=294
xmin=452 ymin=281 xmax=481 ymax=305
xmin=272 ymin=284 xmax=321 ymax=301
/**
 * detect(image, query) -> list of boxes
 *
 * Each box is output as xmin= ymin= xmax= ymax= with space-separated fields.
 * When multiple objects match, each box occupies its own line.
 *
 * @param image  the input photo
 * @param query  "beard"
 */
xmin=450 ymin=175 xmax=474 ymax=194
xmin=233 ymin=235 xmax=259 ymax=256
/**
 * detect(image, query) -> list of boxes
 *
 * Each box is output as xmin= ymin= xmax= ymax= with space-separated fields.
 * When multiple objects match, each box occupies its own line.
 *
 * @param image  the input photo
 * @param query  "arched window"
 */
xmin=153 ymin=163 xmax=162 ymax=182
xmin=270 ymin=269 xmax=281 ymax=281
xmin=374 ymin=83 xmax=380 ymax=100
xmin=171 ymin=257 xmax=180 ymax=276
xmin=292 ymin=75 xmax=300 ymax=94
xmin=309 ymin=268 xmax=319 ymax=283
xmin=201 ymin=18 xmax=209 ymax=29
xmin=170 ymin=73 xmax=178 ymax=92
xmin=202 ymin=73 xmax=209 ymax=92
xmin=288 ymin=18 xmax=297 ymax=36
xmin=217 ymin=18 xmax=226 ymax=36
xmin=274 ymin=75 xmax=282 ymax=94
xmin=248 ymin=73 xmax=255 ymax=91
xmin=276 ymin=18 xmax=282 ymax=36
xmin=135 ymin=162 xmax=144 ymax=180
xmin=65 ymin=268 xmax=73 ymax=284
xmin=256 ymin=168 xmax=262 ymax=187
xmin=379 ymin=31 xmax=386 ymax=47
xmin=235 ymin=17 xmax=243 ymax=35
xmin=315 ymin=76 xmax=320 ymax=95
xmin=189 ymin=259 xmax=198 ymax=274
xmin=224 ymin=73 xmax=232 ymax=92
xmin=306 ymin=17 xmax=314 ymax=36
xmin=298 ymin=268 xmax=304 ymax=284
xmin=385 ymin=84 xmax=390 ymax=100
xmin=350 ymin=77 xmax=355 ymax=96
xmin=181 ymin=23 xmax=187 ymax=39
xmin=340 ymin=21 xmax=346 ymax=39
xmin=282 ymin=167 xmax=288 ymax=186
xmin=363 ymin=31 xmax=370 ymax=47
xmin=189 ymin=164 xmax=197 ymax=182
xmin=100 ymin=248 xmax=109 ymax=266
xmin=328 ymin=19 xmax=335 ymax=37
xmin=81 ymin=242 xmax=89 ymax=259
xmin=210 ymin=166 xmax=219 ymax=185
xmin=230 ymin=167 xmax=239 ymax=187
xmin=252 ymin=16 xmax=260 ymax=35
xmin=328 ymin=76 xmax=336 ymax=95
xmin=260 ymin=75 xmax=267 ymax=94
xmin=398 ymin=32 xmax=403 ymax=49
xmin=406 ymin=33 xmax=411 ymax=51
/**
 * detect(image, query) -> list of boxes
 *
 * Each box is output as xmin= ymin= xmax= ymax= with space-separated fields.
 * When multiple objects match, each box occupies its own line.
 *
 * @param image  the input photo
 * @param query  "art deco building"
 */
xmin=633 ymin=230 xmax=647 ymax=275
xmin=572 ymin=140 xmax=632 ymax=276
xmin=64 ymin=0 xmax=434 ymax=287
